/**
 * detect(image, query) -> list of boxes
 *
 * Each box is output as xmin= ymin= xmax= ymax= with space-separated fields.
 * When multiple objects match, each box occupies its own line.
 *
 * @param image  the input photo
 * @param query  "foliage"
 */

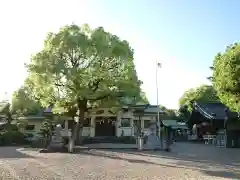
xmin=178 ymin=105 xmax=191 ymax=120
xmin=0 ymin=102 xmax=12 ymax=124
xmin=158 ymin=105 xmax=179 ymax=119
xmin=179 ymin=85 xmax=219 ymax=112
xmin=0 ymin=131 xmax=25 ymax=145
xmin=212 ymin=43 xmax=240 ymax=112
xmin=165 ymin=109 xmax=177 ymax=117
xmin=159 ymin=105 xmax=168 ymax=112
xmin=38 ymin=119 xmax=53 ymax=138
xmin=25 ymin=24 xmax=142 ymax=145
xmin=11 ymin=86 xmax=42 ymax=116
xmin=3 ymin=124 xmax=18 ymax=131
xmin=137 ymin=91 xmax=149 ymax=104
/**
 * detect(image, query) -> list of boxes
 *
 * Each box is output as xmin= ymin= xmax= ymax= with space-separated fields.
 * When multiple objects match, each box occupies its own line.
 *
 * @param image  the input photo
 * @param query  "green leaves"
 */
xmin=26 ymin=24 xmax=142 ymax=114
xmin=38 ymin=119 xmax=53 ymax=138
xmin=179 ymin=85 xmax=219 ymax=112
xmin=212 ymin=43 xmax=240 ymax=111
xmin=11 ymin=86 xmax=42 ymax=116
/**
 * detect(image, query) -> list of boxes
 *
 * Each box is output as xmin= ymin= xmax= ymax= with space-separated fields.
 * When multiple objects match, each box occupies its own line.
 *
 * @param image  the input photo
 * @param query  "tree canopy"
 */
xmin=26 ymin=24 xmax=142 ymax=110
xmin=179 ymin=85 xmax=219 ymax=111
xmin=212 ymin=43 xmax=240 ymax=111
xmin=25 ymin=24 xmax=143 ymax=144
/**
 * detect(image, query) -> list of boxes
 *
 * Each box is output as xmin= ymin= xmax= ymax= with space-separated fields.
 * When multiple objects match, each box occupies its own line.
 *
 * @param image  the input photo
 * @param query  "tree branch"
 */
xmin=55 ymin=82 xmax=76 ymax=92
xmin=88 ymin=78 xmax=104 ymax=92
xmin=88 ymin=91 xmax=125 ymax=101
xmin=55 ymin=83 xmax=64 ymax=87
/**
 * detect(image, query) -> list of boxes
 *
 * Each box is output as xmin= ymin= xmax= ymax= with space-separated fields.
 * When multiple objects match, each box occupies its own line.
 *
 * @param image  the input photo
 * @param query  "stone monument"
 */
xmin=47 ymin=124 xmax=65 ymax=151
xmin=145 ymin=125 xmax=161 ymax=150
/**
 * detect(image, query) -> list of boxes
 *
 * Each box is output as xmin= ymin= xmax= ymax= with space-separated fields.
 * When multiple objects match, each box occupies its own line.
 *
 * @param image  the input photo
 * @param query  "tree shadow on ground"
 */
xmin=0 ymin=146 xmax=34 ymax=159
xmin=79 ymin=148 xmax=240 ymax=179
xmin=201 ymin=170 xmax=240 ymax=179
xmin=114 ymin=149 xmax=240 ymax=168
xmin=79 ymin=150 xmax=189 ymax=169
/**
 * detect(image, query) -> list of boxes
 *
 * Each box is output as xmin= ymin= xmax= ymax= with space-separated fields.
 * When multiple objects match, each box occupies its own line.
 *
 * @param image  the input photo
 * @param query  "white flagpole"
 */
xmin=156 ymin=62 xmax=162 ymax=147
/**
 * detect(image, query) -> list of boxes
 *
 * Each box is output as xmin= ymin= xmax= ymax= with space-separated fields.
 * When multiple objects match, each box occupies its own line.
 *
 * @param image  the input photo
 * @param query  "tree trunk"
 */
xmin=68 ymin=99 xmax=87 ymax=152
xmin=68 ymin=120 xmax=79 ymax=153
xmin=76 ymin=99 xmax=87 ymax=145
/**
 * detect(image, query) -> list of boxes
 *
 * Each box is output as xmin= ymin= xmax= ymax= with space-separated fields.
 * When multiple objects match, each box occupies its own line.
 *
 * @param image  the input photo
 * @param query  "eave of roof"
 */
xmin=162 ymin=119 xmax=187 ymax=126
xmin=18 ymin=116 xmax=45 ymax=120
xmin=193 ymin=102 xmax=227 ymax=120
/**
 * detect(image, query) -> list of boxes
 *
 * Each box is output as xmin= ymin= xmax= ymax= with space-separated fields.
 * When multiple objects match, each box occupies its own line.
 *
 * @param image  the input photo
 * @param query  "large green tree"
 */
xmin=26 ymin=24 xmax=142 ymax=148
xmin=212 ymin=43 xmax=240 ymax=111
xmin=179 ymin=84 xmax=219 ymax=111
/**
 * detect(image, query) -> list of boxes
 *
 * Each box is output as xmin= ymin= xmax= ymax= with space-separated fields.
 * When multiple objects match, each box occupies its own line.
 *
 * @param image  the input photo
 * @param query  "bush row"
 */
xmin=0 ymin=131 xmax=30 ymax=146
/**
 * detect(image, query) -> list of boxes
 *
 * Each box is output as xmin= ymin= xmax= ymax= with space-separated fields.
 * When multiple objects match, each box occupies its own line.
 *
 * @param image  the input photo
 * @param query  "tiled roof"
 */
xmin=162 ymin=120 xmax=188 ymax=129
xmin=132 ymin=104 xmax=164 ymax=114
xmin=194 ymin=102 xmax=228 ymax=120
xmin=43 ymin=107 xmax=52 ymax=113
xmin=145 ymin=105 xmax=164 ymax=113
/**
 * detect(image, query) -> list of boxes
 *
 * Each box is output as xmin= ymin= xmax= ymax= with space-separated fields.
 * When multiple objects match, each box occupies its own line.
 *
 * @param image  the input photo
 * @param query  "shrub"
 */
xmin=38 ymin=119 xmax=52 ymax=138
xmin=4 ymin=124 xmax=18 ymax=131
xmin=1 ymin=130 xmax=25 ymax=145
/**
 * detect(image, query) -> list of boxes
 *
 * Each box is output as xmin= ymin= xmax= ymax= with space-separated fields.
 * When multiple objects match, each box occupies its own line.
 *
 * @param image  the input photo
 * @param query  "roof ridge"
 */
xmin=194 ymin=102 xmax=215 ymax=119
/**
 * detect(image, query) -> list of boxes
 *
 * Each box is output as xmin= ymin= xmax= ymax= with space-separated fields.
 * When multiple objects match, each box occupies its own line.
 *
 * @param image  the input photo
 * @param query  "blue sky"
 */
xmin=0 ymin=0 xmax=239 ymax=108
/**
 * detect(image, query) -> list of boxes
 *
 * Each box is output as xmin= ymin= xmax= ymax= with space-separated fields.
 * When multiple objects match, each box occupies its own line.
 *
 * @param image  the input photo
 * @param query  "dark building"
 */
xmin=186 ymin=101 xmax=240 ymax=148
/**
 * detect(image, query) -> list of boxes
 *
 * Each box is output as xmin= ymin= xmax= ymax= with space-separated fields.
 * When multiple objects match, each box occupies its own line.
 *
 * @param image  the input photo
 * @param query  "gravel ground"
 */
xmin=0 ymin=143 xmax=239 ymax=180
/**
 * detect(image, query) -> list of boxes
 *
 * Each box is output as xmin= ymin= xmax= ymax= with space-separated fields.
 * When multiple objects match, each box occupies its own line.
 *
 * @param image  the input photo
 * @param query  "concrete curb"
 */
xmin=73 ymin=147 xmax=170 ymax=152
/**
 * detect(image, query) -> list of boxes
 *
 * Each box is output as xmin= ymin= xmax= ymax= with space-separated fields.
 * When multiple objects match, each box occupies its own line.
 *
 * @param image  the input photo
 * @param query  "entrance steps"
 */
xmin=82 ymin=136 xmax=135 ymax=144
xmin=76 ymin=143 xmax=138 ymax=149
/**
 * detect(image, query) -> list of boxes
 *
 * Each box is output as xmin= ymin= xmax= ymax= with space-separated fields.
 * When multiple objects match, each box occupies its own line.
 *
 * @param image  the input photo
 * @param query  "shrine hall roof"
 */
xmin=193 ymin=102 xmax=228 ymax=120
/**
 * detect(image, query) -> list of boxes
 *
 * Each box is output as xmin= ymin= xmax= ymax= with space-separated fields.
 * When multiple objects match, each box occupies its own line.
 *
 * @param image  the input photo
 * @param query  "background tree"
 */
xmin=0 ymin=102 xmax=12 ymax=125
xmin=165 ymin=109 xmax=177 ymax=117
xmin=179 ymin=84 xmax=219 ymax=112
xmin=158 ymin=106 xmax=176 ymax=117
xmin=137 ymin=91 xmax=149 ymax=104
xmin=212 ymin=43 xmax=240 ymax=111
xmin=11 ymin=86 xmax=42 ymax=116
xmin=26 ymin=24 xmax=142 ymax=147
xmin=178 ymin=105 xmax=191 ymax=120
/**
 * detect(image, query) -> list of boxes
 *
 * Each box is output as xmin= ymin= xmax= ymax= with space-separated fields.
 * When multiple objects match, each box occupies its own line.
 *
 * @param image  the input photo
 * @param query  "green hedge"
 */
xmin=0 ymin=131 xmax=26 ymax=146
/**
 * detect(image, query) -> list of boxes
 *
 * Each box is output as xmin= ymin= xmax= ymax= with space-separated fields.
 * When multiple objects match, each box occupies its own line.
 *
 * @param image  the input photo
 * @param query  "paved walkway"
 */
xmin=0 ymin=143 xmax=239 ymax=179
xmin=76 ymin=143 xmax=138 ymax=149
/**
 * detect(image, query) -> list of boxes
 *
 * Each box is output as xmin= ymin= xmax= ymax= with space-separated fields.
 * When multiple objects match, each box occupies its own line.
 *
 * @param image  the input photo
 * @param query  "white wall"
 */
xmin=120 ymin=127 xmax=133 ymax=136
xmin=82 ymin=127 xmax=91 ymax=137
xmin=61 ymin=108 xmax=157 ymax=138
